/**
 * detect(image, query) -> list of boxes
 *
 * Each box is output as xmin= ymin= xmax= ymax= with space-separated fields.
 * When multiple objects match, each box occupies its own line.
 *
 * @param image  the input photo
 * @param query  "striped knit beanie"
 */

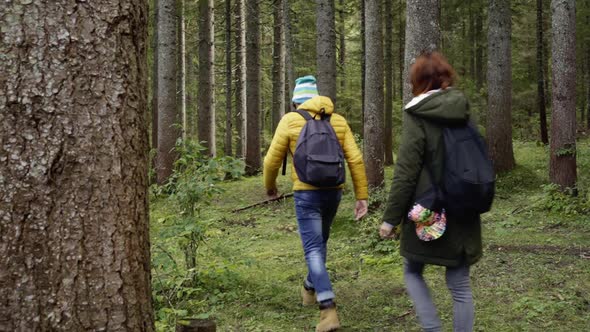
xmin=292 ymin=75 xmax=319 ymax=104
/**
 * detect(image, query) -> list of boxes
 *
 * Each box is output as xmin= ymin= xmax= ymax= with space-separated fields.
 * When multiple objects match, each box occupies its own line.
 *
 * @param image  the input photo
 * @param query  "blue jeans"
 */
xmin=404 ymin=259 xmax=474 ymax=332
xmin=294 ymin=190 xmax=342 ymax=302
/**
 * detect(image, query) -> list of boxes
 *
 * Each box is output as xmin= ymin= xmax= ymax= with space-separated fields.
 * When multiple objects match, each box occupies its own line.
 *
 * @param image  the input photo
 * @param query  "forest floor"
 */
xmin=150 ymin=139 xmax=590 ymax=332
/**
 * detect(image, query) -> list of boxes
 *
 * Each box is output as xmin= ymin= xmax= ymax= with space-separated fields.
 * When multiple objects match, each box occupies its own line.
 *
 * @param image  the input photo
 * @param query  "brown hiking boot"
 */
xmin=301 ymin=286 xmax=316 ymax=306
xmin=316 ymin=305 xmax=340 ymax=332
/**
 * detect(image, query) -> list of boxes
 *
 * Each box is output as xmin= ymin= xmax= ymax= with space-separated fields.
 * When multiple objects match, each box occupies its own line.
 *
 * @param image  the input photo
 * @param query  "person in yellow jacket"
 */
xmin=263 ymin=75 xmax=368 ymax=332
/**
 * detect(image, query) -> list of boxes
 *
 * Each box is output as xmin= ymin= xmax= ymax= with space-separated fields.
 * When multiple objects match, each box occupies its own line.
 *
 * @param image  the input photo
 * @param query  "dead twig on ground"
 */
xmin=231 ymin=193 xmax=294 ymax=213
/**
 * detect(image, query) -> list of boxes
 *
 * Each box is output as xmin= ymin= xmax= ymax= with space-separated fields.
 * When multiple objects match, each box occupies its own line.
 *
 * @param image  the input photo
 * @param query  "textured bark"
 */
xmin=178 ymin=0 xmax=187 ymax=140
xmin=234 ymin=0 xmax=247 ymax=158
xmin=225 ymin=0 xmax=232 ymax=156
xmin=537 ymin=0 xmax=549 ymax=144
xmin=338 ymin=0 xmax=346 ymax=92
xmin=316 ymin=0 xmax=337 ymax=104
xmin=364 ymin=0 xmax=385 ymax=188
xmin=549 ymin=0 xmax=577 ymax=190
xmin=384 ymin=0 xmax=394 ymax=166
xmin=403 ymin=0 xmax=440 ymax=105
xmin=486 ymin=0 xmax=515 ymax=172
xmin=152 ymin=0 xmax=159 ymax=152
xmin=157 ymin=0 xmax=180 ymax=184
xmin=361 ymin=0 xmax=366 ymax=124
xmin=245 ymin=0 xmax=261 ymax=174
xmin=398 ymin=0 xmax=405 ymax=100
xmin=198 ymin=0 xmax=216 ymax=156
xmin=272 ymin=0 xmax=285 ymax=134
xmin=0 ymin=1 xmax=153 ymax=330
xmin=586 ymin=1 xmax=590 ymax=130
xmin=284 ymin=0 xmax=295 ymax=114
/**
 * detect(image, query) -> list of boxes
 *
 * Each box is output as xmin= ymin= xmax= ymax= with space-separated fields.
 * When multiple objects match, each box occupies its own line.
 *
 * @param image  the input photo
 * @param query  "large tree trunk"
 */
xmin=316 ymin=0 xmax=337 ymax=104
xmin=361 ymin=0 xmax=366 ymax=127
xmin=398 ymin=0 xmax=405 ymax=100
xmin=486 ymin=0 xmax=515 ymax=172
xmin=157 ymin=0 xmax=180 ymax=184
xmin=384 ymin=0 xmax=394 ymax=166
xmin=198 ymin=0 xmax=216 ymax=156
xmin=152 ymin=0 xmax=159 ymax=152
xmin=284 ymin=0 xmax=295 ymax=114
xmin=586 ymin=1 xmax=590 ymax=130
xmin=272 ymin=0 xmax=286 ymax=133
xmin=364 ymin=0 xmax=385 ymax=188
xmin=549 ymin=0 xmax=577 ymax=191
xmin=178 ymin=0 xmax=187 ymax=140
xmin=225 ymin=0 xmax=233 ymax=156
xmin=245 ymin=0 xmax=261 ymax=174
xmin=403 ymin=0 xmax=440 ymax=105
xmin=235 ymin=0 xmax=247 ymax=158
xmin=0 ymin=1 xmax=154 ymax=330
xmin=537 ymin=0 xmax=549 ymax=144
xmin=338 ymin=0 xmax=347 ymax=93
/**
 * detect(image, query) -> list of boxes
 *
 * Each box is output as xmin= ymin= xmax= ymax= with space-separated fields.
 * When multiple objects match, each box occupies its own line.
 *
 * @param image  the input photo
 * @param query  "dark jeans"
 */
xmin=294 ymin=190 xmax=342 ymax=302
xmin=404 ymin=259 xmax=474 ymax=332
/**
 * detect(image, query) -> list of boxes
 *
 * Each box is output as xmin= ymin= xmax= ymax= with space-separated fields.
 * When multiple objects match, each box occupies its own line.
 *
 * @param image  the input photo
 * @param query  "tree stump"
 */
xmin=176 ymin=319 xmax=216 ymax=332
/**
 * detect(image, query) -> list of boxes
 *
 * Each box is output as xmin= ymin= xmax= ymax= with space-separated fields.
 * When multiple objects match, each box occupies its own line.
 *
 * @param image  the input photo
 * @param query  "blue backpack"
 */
xmin=441 ymin=123 xmax=495 ymax=214
xmin=290 ymin=109 xmax=346 ymax=187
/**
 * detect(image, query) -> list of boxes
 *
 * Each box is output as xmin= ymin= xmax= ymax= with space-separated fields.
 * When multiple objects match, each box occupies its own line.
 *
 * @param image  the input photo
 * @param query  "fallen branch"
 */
xmin=232 ymin=193 xmax=294 ymax=213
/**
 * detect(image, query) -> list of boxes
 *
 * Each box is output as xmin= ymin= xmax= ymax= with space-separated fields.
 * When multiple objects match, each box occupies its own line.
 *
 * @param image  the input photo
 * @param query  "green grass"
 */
xmin=150 ymin=139 xmax=590 ymax=331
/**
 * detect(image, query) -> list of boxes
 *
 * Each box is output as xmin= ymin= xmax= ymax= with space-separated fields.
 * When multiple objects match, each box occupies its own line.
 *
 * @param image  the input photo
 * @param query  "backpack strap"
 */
xmin=293 ymin=109 xmax=313 ymax=121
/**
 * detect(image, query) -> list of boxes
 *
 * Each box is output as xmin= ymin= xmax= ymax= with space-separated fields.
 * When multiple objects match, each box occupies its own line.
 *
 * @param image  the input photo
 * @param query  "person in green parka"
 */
xmin=380 ymin=52 xmax=482 ymax=332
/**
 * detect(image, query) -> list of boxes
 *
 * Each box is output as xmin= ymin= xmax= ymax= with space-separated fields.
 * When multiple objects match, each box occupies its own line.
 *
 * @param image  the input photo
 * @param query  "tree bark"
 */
xmin=475 ymin=2 xmax=484 ymax=90
xmin=152 ymin=0 xmax=159 ymax=152
xmin=198 ymin=0 xmax=216 ymax=156
xmin=157 ymin=0 xmax=180 ymax=184
xmin=225 ymin=0 xmax=233 ymax=156
xmin=403 ymin=0 xmax=440 ymax=105
xmin=384 ymin=0 xmax=394 ymax=166
xmin=364 ymin=0 xmax=385 ymax=188
xmin=361 ymin=0 xmax=366 ymax=126
xmin=549 ymin=0 xmax=577 ymax=190
xmin=235 ymin=0 xmax=247 ymax=158
xmin=537 ymin=0 xmax=549 ymax=144
xmin=338 ymin=0 xmax=347 ymax=93
xmin=272 ymin=0 xmax=286 ymax=134
xmin=398 ymin=0 xmax=405 ymax=100
xmin=284 ymin=0 xmax=295 ymax=114
xmin=178 ymin=0 xmax=187 ymax=140
xmin=316 ymin=0 xmax=337 ymax=104
xmin=586 ymin=0 xmax=590 ymax=130
xmin=245 ymin=0 xmax=262 ymax=174
xmin=486 ymin=0 xmax=515 ymax=172
xmin=0 ymin=1 xmax=154 ymax=330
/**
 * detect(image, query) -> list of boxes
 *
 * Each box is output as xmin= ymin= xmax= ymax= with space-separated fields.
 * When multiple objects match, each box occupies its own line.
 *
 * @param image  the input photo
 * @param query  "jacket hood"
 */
xmin=297 ymin=96 xmax=334 ymax=115
xmin=405 ymin=89 xmax=470 ymax=125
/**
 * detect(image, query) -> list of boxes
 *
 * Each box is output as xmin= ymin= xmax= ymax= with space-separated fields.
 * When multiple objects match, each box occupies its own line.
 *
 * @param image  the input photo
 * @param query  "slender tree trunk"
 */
xmin=384 ymin=0 xmax=394 ymax=166
xmin=0 ymin=1 xmax=154 ymax=330
xmin=316 ymin=0 xmax=337 ymax=104
xmin=486 ymin=0 xmax=515 ymax=172
xmin=398 ymin=0 xmax=405 ymax=100
xmin=178 ymin=0 xmax=187 ymax=140
xmin=272 ymin=0 xmax=286 ymax=133
xmin=245 ymin=0 xmax=261 ymax=174
xmin=549 ymin=0 xmax=577 ymax=191
xmin=225 ymin=0 xmax=233 ymax=156
xmin=284 ymin=0 xmax=295 ymax=114
xmin=469 ymin=0 xmax=475 ymax=80
xmin=537 ymin=0 xmax=549 ymax=144
xmin=403 ymin=0 xmax=440 ymax=105
xmin=235 ymin=0 xmax=247 ymax=158
xmin=586 ymin=1 xmax=590 ymax=130
xmin=198 ymin=0 xmax=216 ymax=156
xmin=157 ymin=0 xmax=180 ymax=184
xmin=338 ymin=0 xmax=347 ymax=93
xmin=364 ymin=0 xmax=385 ymax=188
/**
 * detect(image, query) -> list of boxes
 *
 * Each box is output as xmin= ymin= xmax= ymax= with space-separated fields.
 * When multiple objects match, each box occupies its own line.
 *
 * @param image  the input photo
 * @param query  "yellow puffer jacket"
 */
xmin=263 ymin=96 xmax=368 ymax=200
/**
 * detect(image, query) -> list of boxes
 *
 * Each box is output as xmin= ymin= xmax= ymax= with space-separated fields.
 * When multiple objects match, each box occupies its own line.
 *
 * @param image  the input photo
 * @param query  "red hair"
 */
xmin=410 ymin=52 xmax=456 ymax=96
